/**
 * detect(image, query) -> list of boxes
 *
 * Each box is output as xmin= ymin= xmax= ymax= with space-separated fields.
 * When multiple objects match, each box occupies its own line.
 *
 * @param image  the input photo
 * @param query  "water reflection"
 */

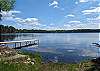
xmin=0 ymin=34 xmax=16 ymax=42
xmin=0 ymin=33 xmax=99 ymax=63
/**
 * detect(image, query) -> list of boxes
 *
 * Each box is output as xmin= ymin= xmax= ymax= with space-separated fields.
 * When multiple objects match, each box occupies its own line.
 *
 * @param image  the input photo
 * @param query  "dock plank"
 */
xmin=0 ymin=39 xmax=38 ymax=44
xmin=0 ymin=39 xmax=39 ymax=49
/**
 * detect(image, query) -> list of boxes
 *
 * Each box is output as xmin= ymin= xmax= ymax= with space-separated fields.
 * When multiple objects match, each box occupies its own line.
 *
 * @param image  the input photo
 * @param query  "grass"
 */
xmin=0 ymin=51 xmax=99 ymax=71
xmin=0 ymin=51 xmax=42 ymax=71
xmin=39 ymin=63 xmax=79 ymax=71
xmin=0 ymin=61 xmax=36 ymax=71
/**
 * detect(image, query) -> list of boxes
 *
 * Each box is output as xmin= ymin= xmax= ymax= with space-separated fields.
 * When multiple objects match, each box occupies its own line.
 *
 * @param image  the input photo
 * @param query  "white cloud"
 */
xmin=49 ymin=1 xmax=58 ymax=6
xmin=0 ymin=10 xmax=41 ymax=27
xmin=64 ymin=20 xmax=98 ymax=29
xmin=87 ymin=15 xmax=100 ymax=20
xmin=0 ymin=10 xmax=21 ymax=20
xmin=79 ymin=0 xmax=96 ymax=3
xmin=53 ymin=5 xmax=59 ymax=8
xmin=42 ymin=24 xmax=47 ymax=27
xmin=15 ymin=17 xmax=40 ymax=26
xmin=48 ymin=0 xmax=66 ymax=11
xmin=68 ymin=20 xmax=81 ymax=23
xmin=86 ymin=15 xmax=100 ymax=24
xmin=82 ymin=6 xmax=100 ymax=29
xmin=82 ymin=7 xmax=100 ymax=14
xmin=60 ymin=8 xmax=65 ymax=11
xmin=64 ymin=24 xmax=71 ymax=27
xmin=75 ymin=2 xmax=78 ymax=4
xmin=8 ymin=10 xmax=21 ymax=14
xmin=99 ymin=3 xmax=100 ymax=6
xmin=49 ymin=0 xmax=59 ymax=8
xmin=96 ymin=15 xmax=100 ymax=20
xmin=63 ymin=24 xmax=72 ymax=30
xmin=90 ymin=7 xmax=97 ymax=9
xmin=79 ymin=0 xmax=89 ymax=2
xmin=83 ymin=12 xmax=92 ymax=15
xmin=79 ymin=23 xmax=98 ymax=29
xmin=65 ymin=14 xmax=75 ymax=18
xmin=15 ymin=18 xmax=25 ymax=23
xmin=50 ymin=23 xmax=54 ymax=26
xmin=42 ymin=21 xmax=98 ymax=30
xmin=63 ymin=23 xmax=98 ymax=30
xmin=42 ymin=26 xmax=57 ymax=30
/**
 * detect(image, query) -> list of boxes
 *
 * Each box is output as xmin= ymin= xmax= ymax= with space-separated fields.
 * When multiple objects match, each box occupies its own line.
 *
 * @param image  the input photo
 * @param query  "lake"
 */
xmin=1 ymin=33 xmax=100 ymax=63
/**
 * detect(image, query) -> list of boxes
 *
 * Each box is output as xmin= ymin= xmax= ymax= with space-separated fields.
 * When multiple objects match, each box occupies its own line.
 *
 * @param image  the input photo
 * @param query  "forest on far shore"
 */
xmin=0 ymin=25 xmax=100 ymax=33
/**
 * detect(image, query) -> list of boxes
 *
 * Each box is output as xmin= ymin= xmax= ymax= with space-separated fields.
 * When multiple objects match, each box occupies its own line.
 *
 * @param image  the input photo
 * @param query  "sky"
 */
xmin=0 ymin=0 xmax=100 ymax=30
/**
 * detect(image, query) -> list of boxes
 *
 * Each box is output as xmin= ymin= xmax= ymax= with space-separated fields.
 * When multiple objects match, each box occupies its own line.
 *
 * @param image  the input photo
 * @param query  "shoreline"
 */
xmin=0 ymin=46 xmax=100 ymax=71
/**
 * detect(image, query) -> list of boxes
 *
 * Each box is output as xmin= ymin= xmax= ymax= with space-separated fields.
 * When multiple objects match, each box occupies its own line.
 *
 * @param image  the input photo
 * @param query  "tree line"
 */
xmin=0 ymin=25 xmax=100 ymax=33
xmin=0 ymin=25 xmax=16 ymax=33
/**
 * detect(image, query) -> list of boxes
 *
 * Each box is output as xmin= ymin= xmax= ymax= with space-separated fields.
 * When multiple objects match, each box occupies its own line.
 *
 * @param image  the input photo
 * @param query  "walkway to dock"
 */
xmin=0 ymin=39 xmax=39 ymax=49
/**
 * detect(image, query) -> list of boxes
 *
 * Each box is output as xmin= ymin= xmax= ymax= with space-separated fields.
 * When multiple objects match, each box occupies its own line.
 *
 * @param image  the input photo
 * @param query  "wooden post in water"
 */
xmin=26 ymin=41 xmax=27 ymax=46
xmin=27 ymin=41 xmax=29 ymax=45
xmin=30 ymin=41 xmax=32 ymax=44
xmin=15 ymin=43 xmax=16 ymax=48
xmin=20 ymin=42 xmax=21 ymax=47
xmin=37 ymin=40 xmax=39 ymax=47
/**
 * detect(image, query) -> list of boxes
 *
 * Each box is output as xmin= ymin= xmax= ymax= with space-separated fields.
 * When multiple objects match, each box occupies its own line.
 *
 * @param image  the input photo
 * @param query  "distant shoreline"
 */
xmin=0 ymin=25 xmax=100 ymax=33
xmin=16 ymin=29 xmax=100 ymax=33
xmin=1 ymin=31 xmax=100 ymax=33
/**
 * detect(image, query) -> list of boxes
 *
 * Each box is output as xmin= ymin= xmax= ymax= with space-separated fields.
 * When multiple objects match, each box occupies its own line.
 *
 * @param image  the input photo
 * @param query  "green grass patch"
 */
xmin=0 ymin=51 xmax=99 ymax=71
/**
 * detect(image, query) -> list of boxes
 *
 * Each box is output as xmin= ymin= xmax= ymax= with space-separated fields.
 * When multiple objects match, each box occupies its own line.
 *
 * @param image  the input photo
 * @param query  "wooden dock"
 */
xmin=0 ymin=39 xmax=39 ymax=49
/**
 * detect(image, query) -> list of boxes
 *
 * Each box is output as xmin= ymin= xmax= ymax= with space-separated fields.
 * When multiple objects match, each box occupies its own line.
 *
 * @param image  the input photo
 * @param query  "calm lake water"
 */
xmin=1 ymin=33 xmax=100 ymax=63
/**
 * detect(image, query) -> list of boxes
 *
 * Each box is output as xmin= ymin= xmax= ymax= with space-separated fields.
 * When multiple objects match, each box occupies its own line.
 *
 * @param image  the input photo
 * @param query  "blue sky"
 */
xmin=0 ymin=0 xmax=100 ymax=30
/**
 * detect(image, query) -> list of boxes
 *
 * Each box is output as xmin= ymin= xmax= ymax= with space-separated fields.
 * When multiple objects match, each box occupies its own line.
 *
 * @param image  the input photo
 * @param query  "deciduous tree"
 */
xmin=0 ymin=0 xmax=15 ymax=20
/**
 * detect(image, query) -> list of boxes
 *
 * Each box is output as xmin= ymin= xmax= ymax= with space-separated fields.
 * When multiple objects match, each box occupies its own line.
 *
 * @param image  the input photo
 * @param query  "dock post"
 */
xmin=30 ymin=41 xmax=31 ymax=44
xmin=26 ymin=41 xmax=27 ymax=46
xmin=15 ymin=43 xmax=16 ymax=48
xmin=37 ymin=40 xmax=39 ymax=47
xmin=6 ymin=44 xmax=8 ymax=47
xmin=27 ymin=41 xmax=28 ymax=45
xmin=34 ymin=40 xmax=35 ymax=45
xmin=20 ymin=42 xmax=21 ymax=47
